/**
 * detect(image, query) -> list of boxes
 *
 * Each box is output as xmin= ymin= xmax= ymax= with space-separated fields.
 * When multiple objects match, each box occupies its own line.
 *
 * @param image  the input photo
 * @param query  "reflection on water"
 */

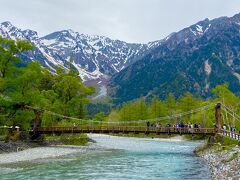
xmin=0 ymin=135 xmax=210 ymax=180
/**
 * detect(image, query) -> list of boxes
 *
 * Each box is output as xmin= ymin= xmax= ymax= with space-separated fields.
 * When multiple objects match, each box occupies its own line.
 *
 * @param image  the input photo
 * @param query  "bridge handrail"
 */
xmin=221 ymin=130 xmax=240 ymax=140
xmin=34 ymin=126 xmax=216 ymax=134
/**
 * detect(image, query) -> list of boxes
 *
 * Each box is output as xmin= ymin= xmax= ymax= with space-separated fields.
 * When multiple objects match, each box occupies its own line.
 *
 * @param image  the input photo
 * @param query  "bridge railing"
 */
xmin=34 ymin=125 xmax=216 ymax=135
xmin=221 ymin=130 xmax=240 ymax=140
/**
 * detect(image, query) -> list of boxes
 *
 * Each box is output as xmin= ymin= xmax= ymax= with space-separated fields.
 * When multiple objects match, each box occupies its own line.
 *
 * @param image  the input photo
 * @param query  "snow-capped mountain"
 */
xmin=0 ymin=21 xmax=160 ymax=84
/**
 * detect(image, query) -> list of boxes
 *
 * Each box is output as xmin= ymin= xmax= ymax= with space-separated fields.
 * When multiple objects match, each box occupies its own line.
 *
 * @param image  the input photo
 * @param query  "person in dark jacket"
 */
xmin=146 ymin=121 xmax=150 ymax=129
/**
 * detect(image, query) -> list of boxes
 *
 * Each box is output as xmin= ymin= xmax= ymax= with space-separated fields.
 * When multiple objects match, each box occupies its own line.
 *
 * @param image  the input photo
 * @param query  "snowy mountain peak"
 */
xmin=22 ymin=29 xmax=38 ymax=40
xmin=1 ymin=21 xmax=14 ymax=28
xmin=0 ymin=22 xmax=26 ymax=40
xmin=0 ymin=21 xmax=159 ymax=83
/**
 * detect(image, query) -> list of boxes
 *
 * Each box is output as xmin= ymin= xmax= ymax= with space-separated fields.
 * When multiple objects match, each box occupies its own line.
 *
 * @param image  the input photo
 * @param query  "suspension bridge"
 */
xmin=31 ymin=103 xmax=239 ymax=140
xmin=1 ymin=103 xmax=240 ymax=140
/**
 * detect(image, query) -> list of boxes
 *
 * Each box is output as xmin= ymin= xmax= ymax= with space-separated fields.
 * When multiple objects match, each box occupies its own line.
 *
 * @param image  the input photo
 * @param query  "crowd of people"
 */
xmin=222 ymin=124 xmax=240 ymax=136
xmin=146 ymin=121 xmax=240 ymax=137
xmin=146 ymin=121 xmax=202 ymax=135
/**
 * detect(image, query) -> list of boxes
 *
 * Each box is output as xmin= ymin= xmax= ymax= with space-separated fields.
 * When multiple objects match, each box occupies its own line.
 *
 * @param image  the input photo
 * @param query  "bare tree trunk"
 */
xmin=33 ymin=109 xmax=41 ymax=129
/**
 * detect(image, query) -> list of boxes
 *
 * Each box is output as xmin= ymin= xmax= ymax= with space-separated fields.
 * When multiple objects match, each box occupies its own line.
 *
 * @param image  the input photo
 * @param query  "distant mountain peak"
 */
xmin=0 ymin=21 xmax=16 ymax=32
xmin=0 ymin=21 xmax=159 ymax=84
xmin=1 ymin=21 xmax=13 ymax=27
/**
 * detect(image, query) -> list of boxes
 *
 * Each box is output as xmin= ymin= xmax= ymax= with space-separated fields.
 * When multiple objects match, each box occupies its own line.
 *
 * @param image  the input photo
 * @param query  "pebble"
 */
xmin=200 ymin=146 xmax=240 ymax=180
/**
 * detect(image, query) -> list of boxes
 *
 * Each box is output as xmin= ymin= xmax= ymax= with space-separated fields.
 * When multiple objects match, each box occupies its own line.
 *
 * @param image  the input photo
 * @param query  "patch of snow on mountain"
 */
xmin=204 ymin=24 xmax=211 ymax=32
xmin=44 ymin=60 xmax=56 ymax=72
xmin=196 ymin=25 xmax=203 ymax=34
xmin=38 ymin=46 xmax=59 ymax=66
xmin=233 ymin=72 xmax=240 ymax=82
xmin=111 ymin=64 xmax=119 ymax=73
xmin=147 ymin=41 xmax=159 ymax=49
xmin=41 ymin=39 xmax=58 ymax=46
xmin=72 ymin=61 xmax=105 ymax=82
xmin=190 ymin=28 xmax=197 ymax=36
xmin=67 ymin=29 xmax=78 ymax=39
xmin=226 ymin=58 xmax=233 ymax=67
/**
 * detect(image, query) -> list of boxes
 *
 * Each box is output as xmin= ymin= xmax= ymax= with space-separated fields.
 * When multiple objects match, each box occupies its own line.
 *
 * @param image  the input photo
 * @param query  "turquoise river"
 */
xmin=0 ymin=134 xmax=210 ymax=180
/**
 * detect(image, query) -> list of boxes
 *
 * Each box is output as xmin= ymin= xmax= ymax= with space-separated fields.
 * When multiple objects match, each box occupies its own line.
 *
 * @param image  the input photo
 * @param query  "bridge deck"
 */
xmin=34 ymin=126 xmax=216 ymax=135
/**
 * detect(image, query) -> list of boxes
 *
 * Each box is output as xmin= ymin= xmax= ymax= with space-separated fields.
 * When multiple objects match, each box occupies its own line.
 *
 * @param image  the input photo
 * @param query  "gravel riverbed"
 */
xmin=0 ymin=143 xmax=102 ymax=164
xmin=198 ymin=145 xmax=240 ymax=180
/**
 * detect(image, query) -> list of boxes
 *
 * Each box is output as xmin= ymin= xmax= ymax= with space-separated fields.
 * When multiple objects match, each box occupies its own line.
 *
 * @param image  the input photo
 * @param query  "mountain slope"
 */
xmin=0 ymin=22 xmax=160 ymax=84
xmin=110 ymin=13 xmax=240 ymax=103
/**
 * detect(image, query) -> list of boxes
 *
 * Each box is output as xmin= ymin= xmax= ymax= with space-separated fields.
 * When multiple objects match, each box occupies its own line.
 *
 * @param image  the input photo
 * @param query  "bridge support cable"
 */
xmin=24 ymin=104 xmax=214 ymax=126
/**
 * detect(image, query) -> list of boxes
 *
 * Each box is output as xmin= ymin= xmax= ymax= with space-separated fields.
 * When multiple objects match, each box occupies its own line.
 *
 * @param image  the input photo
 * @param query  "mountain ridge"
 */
xmin=109 ymin=13 xmax=240 ymax=103
xmin=1 ymin=13 xmax=240 ymax=103
xmin=0 ymin=21 xmax=161 ymax=84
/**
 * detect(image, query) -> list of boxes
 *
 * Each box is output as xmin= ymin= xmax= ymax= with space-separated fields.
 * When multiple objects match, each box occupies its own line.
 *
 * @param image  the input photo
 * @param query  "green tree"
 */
xmin=166 ymin=93 xmax=177 ymax=115
xmin=0 ymin=37 xmax=95 ymax=132
xmin=52 ymin=66 xmax=95 ymax=118
xmin=93 ymin=112 xmax=106 ymax=121
xmin=212 ymin=84 xmax=240 ymax=128
xmin=148 ymin=96 xmax=168 ymax=119
xmin=0 ymin=37 xmax=33 ymax=79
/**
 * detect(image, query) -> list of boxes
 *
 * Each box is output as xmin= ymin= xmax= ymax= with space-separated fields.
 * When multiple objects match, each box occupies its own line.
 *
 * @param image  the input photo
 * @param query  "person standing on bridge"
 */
xmin=166 ymin=124 xmax=171 ymax=135
xmin=156 ymin=122 xmax=160 ymax=129
xmin=147 ymin=121 xmax=150 ymax=130
xmin=151 ymin=123 xmax=155 ymax=130
xmin=223 ymin=124 xmax=227 ymax=135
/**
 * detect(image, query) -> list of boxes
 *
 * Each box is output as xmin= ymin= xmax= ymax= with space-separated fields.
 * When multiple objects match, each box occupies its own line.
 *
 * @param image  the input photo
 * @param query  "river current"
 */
xmin=0 ymin=134 xmax=210 ymax=180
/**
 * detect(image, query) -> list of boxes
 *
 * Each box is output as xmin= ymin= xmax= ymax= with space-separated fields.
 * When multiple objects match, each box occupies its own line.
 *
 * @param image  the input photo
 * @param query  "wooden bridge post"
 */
xmin=215 ymin=102 xmax=222 ymax=132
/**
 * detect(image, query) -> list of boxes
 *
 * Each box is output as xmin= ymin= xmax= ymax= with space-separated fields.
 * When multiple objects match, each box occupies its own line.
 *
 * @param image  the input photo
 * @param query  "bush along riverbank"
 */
xmin=195 ymin=135 xmax=240 ymax=180
xmin=43 ymin=134 xmax=95 ymax=146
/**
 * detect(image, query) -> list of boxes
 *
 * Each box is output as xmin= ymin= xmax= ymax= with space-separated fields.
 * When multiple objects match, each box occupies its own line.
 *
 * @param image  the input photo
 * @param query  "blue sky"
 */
xmin=0 ymin=0 xmax=240 ymax=43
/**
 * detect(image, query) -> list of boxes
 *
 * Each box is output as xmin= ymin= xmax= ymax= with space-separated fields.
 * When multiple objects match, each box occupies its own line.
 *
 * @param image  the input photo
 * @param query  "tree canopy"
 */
xmin=0 ymin=37 xmax=95 ymax=131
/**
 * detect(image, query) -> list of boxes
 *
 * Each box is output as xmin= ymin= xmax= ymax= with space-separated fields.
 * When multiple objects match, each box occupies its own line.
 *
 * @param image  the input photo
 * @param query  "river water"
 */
xmin=0 ymin=134 xmax=210 ymax=180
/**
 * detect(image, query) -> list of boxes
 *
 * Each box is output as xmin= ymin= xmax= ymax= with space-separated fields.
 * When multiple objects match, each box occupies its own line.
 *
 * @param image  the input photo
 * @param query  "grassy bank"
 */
xmin=44 ymin=134 xmax=91 ymax=146
xmin=195 ymin=134 xmax=240 ymax=156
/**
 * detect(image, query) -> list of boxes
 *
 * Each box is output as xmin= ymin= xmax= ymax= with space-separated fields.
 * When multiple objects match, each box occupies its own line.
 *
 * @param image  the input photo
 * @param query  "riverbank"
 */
xmin=196 ymin=136 xmax=240 ymax=180
xmin=0 ymin=134 xmax=103 ymax=164
xmin=0 ymin=133 xmax=92 ymax=154
xmin=0 ymin=143 xmax=102 ymax=165
xmin=0 ymin=141 xmax=39 ymax=154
